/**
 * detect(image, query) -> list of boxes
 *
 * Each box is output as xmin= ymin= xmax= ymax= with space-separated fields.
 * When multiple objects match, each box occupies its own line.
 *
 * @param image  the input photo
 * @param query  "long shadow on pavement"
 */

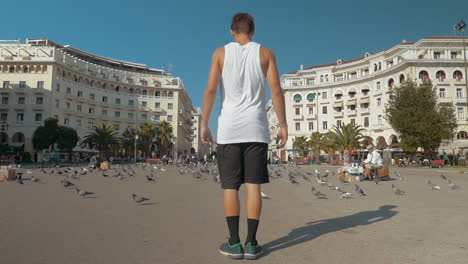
xmin=263 ymin=205 xmax=398 ymax=255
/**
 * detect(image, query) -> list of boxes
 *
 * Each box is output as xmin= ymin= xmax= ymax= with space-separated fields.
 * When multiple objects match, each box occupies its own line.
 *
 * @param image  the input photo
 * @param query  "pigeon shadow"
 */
xmin=84 ymin=196 xmax=98 ymax=199
xmin=140 ymin=202 xmax=158 ymax=206
xmin=263 ymin=205 xmax=398 ymax=256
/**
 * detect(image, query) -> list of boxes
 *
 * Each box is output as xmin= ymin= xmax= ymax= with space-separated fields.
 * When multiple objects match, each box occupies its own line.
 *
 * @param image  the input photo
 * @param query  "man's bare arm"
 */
xmin=200 ymin=48 xmax=222 ymax=144
xmin=265 ymin=49 xmax=288 ymax=147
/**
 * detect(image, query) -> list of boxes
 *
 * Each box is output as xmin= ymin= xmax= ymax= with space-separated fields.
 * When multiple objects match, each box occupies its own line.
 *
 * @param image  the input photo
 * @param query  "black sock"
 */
xmin=246 ymin=219 xmax=259 ymax=245
xmin=226 ymin=216 xmax=240 ymax=244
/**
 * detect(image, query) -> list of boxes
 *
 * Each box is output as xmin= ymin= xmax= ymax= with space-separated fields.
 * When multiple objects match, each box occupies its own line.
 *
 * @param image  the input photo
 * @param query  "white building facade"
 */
xmin=0 ymin=38 xmax=195 ymax=158
xmin=191 ymin=107 xmax=210 ymax=160
xmin=279 ymin=36 xmax=468 ymax=158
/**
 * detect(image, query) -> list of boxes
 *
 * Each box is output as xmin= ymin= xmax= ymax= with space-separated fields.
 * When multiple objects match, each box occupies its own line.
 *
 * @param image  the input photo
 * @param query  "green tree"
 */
xmin=138 ymin=122 xmax=158 ymax=157
xmin=155 ymin=120 xmax=174 ymax=156
xmin=82 ymin=124 xmax=119 ymax=155
xmin=121 ymin=127 xmax=136 ymax=157
xmin=32 ymin=118 xmax=79 ymax=151
xmin=293 ymin=135 xmax=309 ymax=157
xmin=385 ymin=80 xmax=457 ymax=155
xmin=322 ymin=131 xmax=339 ymax=160
xmin=327 ymin=123 xmax=365 ymax=154
xmin=57 ymin=126 xmax=79 ymax=150
xmin=308 ymin=132 xmax=324 ymax=159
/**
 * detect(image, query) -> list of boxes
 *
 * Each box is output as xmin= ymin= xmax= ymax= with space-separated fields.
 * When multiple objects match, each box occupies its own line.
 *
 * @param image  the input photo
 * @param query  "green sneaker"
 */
xmin=218 ymin=239 xmax=244 ymax=259
xmin=244 ymin=242 xmax=263 ymax=260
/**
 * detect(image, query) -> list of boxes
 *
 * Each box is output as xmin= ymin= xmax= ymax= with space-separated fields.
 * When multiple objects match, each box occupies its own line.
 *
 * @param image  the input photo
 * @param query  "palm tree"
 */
xmin=155 ymin=120 xmax=174 ymax=156
xmin=121 ymin=127 xmax=136 ymax=158
xmin=81 ymin=124 xmax=119 ymax=156
xmin=322 ymin=131 xmax=339 ymax=161
xmin=327 ymin=123 xmax=365 ymax=154
xmin=138 ymin=122 xmax=158 ymax=157
xmin=293 ymin=136 xmax=309 ymax=157
xmin=308 ymin=132 xmax=324 ymax=159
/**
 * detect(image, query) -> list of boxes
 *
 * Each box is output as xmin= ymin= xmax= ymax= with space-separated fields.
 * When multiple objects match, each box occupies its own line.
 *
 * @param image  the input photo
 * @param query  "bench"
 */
xmin=329 ymin=159 xmax=343 ymax=165
xmin=431 ymin=160 xmax=445 ymax=168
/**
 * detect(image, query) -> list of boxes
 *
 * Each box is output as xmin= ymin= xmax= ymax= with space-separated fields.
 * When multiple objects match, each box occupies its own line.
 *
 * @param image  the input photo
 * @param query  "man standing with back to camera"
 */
xmin=201 ymin=13 xmax=288 ymax=260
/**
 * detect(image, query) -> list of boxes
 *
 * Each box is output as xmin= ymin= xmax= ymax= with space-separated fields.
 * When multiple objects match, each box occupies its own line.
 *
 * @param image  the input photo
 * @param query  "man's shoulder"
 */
xmin=260 ymin=46 xmax=275 ymax=57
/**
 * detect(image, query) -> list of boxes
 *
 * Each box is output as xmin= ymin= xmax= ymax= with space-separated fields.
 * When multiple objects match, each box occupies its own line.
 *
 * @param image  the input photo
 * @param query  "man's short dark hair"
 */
xmin=231 ymin=13 xmax=255 ymax=35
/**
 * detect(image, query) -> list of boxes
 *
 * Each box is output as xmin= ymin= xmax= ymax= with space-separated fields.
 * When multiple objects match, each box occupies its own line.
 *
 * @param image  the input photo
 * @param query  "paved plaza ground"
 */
xmin=0 ymin=164 xmax=467 ymax=264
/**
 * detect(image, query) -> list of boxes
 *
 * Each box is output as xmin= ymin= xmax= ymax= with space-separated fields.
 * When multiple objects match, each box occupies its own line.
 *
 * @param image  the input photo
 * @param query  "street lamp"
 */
xmin=315 ymin=92 xmax=321 ymax=132
xmin=455 ymin=20 xmax=468 ymax=115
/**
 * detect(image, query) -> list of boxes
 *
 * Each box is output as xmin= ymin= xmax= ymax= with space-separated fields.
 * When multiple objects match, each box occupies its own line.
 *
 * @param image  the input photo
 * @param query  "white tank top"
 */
xmin=217 ymin=41 xmax=270 ymax=144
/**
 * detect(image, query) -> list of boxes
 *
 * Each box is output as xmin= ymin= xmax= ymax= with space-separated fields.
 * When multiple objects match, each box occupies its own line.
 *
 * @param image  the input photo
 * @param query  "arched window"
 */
xmin=12 ymin=132 xmax=24 ymax=143
xmin=155 ymin=91 xmax=161 ymax=97
xmin=399 ymin=74 xmax=405 ymax=84
xmin=23 ymin=66 xmax=29 ymax=73
xmin=293 ymin=94 xmax=302 ymax=102
xmin=334 ymin=91 xmax=343 ymax=100
xmin=41 ymin=65 xmax=47 ymax=72
xmin=453 ymin=70 xmax=463 ymax=80
xmin=419 ymin=71 xmax=429 ymax=80
xmin=142 ymin=90 xmax=147 ymax=96
xmin=129 ymin=88 xmax=134 ymax=94
xmin=102 ymin=83 xmax=107 ymax=89
xmin=306 ymin=93 xmax=316 ymax=101
xmin=378 ymin=62 xmax=381 ymax=70
xmin=0 ymin=132 xmax=8 ymax=144
xmin=115 ymin=86 xmax=120 ymax=92
xmin=90 ymin=80 xmax=94 ymax=87
xmin=436 ymin=70 xmax=446 ymax=81
xmin=374 ymin=64 xmax=377 ymax=72
xmin=388 ymin=78 xmax=395 ymax=88
xmin=168 ymin=91 xmax=174 ymax=98
xmin=457 ymin=131 xmax=468 ymax=140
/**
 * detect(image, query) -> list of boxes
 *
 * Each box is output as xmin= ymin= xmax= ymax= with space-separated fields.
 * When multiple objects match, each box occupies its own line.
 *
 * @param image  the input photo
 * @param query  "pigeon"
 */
xmin=75 ymin=188 xmax=94 ymax=197
xmin=261 ymin=192 xmax=270 ymax=199
xmin=327 ymin=183 xmax=337 ymax=190
xmin=193 ymin=171 xmax=204 ymax=179
xmin=427 ymin=180 xmax=441 ymax=190
xmin=160 ymin=168 xmax=166 ymax=172
xmin=60 ymin=179 xmax=75 ymax=188
xmin=16 ymin=174 xmax=24 ymax=184
xmin=146 ymin=175 xmax=156 ymax=182
xmin=374 ymin=175 xmax=381 ymax=184
xmin=131 ymin=193 xmax=150 ymax=204
xmin=30 ymin=176 xmax=39 ymax=183
xmin=392 ymin=184 xmax=406 ymax=195
xmin=394 ymin=172 xmax=404 ymax=181
xmin=440 ymin=174 xmax=448 ymax=181
xmin=448 ymin=180 xmax=462 ymax=190
xmin=313 ymin=191 xmax=327 ymax=199
xmin=102 ymin=172 xmax=109 ymax=177
xmin=354 ymin=184 xmax=366 ymax=196
xmin=340 ymin=192 xmax=353 ymax=198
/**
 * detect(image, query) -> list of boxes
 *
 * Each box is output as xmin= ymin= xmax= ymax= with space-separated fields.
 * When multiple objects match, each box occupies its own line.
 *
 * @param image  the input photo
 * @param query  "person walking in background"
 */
xmin=201 ymin=13 xmax=287 ymax=260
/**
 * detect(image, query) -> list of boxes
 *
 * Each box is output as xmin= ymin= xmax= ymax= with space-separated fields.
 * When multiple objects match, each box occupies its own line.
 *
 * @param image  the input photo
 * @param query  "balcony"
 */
xmin=347 ymin=110 xmax=357 ymax=116
xmin=293 ymin=114 xmax=303 ymax=120
xmin=33 ymin=104 xmax=45 ymax=110
xmin=360 ymin=108 xmax=370 ymax=115
xmin=333 ymin=111 xmax=343 ymax=118
xmin=455 ymin=97 xmax=468 ymax=105
xmin=372 ymin=124 xmax=385 ymax=131
xmin=13 ymin=104 xmax=26 ymax=109
xmin=438 ymin=97 xmax=453 ymax=105
xmin=305 ymin=114 xmax=317 ymax=120
xmin=0 ymin=104 xmax=9 ymax=109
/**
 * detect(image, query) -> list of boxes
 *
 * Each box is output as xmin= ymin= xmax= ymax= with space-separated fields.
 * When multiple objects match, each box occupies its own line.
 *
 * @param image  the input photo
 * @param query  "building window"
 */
xmin=377 ymin=115 xmax=383 ymax=125
xmin=457 ymin=131 xmax=468 ymax=139
xmin=76 ymin=120 xmax=81 ymax=127
xmin=457 ymin=88 xmax=463 ymax=98
xmin=155 ymin=102 xmax=160 ymax=108
xmin=457 ymin=108 xmax=464 ymax=120
xmin=18 ymin=97 xmax=25 ymax=104
xmin=377 ymin=97 xmax=382 ymax=107
xmin=0 ymin=113 xmax=7 ymax=121
xmin=129 ymin=88 xmax=134 ymax=94
xmin=308 ymin=122 xmax=314 ymax=131
xmin=337 ymin=120 xmax=341 ymax=127
xmin=36 ymin=97 xmax=43 ymax=104
xmin=454 ymin=71 xmax=463 ymax=80
xmin=9 ymin=66 xmax=14 ymax=73
xmin=102 ymin=109 xmax=107 ymax=115
xmin=77 ymin=105 xmax=82 ymax=112
xmin=167 ymin=115 xmax=173 ymax=121
xmin=295 ymin=108 xmax=301 ymax=115
xmin=168 ymin=91 xmax=174 ymax=98
xmin=19 ymin=81 xmax=26 ymax=88
xmin=436 ymin=70 xmax=446 ymax=81
xmin=293 ymin=94 xmax=302 ymax=102
xmin=141 ymin=101 xmax=148 ymax=107
xmin=102 ymin=96 xmax=108 ymax=103
xmin=141 ymin=113 xmax=147 ymax=120
xmin=3 ymin=81 xmax=10 ymax=88
xmin=376 ymin=81 xmax=381 ymax=90
xmin=37 ymin=81 xmax=44 ymax=88
xmin=350 ymin=119 xmax=355 ymax=126
xmin=439 ymin=88 xmax=446 ymax=98
xmin=451 ymin=52 xmax=458 ymax=59
xmin=115 ymin=111 xmax=120 ymax=118
xmin=364 ymin=117 xmax=369 ymax=127
xmin=128 ymin=113 xmax=134 ymax=119
xmin=388 ymin=78 xmax=395 ymax=88
xmin=154 ymin=115 xmax=160 ymax=121
xmin=114 ymin=124 xmax=120 ymax=131
xmin=90 ymin=93 xmax=95 ymax=100
xmin=323 ymin=121 xmax=327 ymax=130
xmin=128 ymin=100 xmax=134 ymax=106
xmin=115 ymin=98 xmax=121 ymax=104
xmin=66 ymin=87 xmax=71 ymax=94
xmin=56 ymin=83 xmax=60 ymax=91
xmin=66 ymin=102 xmax=70 ymax=109
xmin=308 ymin=107 xmax=314 ymax=115
xmin=434 ymin=52 xmax=441 ymax=59
xmin=17 ymin=113 xmax=24 ymax=121
xmin=168 ymin=103 xmax=173 ymax=110
xmin=322 ymin=106 xmax=327 ymax=114
xmin=64 ymin=118 xmax=69 ymax=125
xmin=89 ymin=107 xmax=94 ymax=114
xmin=1 ymin=97 xmax=9 ymax=104
xmin=88 ymin=121 xmax=94 ymax=129
xmin=77 ymin=91 xmax=83 ymax=97
xmin=295 ymin=122 xmax=300 ymax=131
xmin=55 ymin=99 xmax=59 ymax=108
xmin=35 ymin=113 xmax=42 ymax=122
xmin=419 ymin=71 xmax=429 ymax=80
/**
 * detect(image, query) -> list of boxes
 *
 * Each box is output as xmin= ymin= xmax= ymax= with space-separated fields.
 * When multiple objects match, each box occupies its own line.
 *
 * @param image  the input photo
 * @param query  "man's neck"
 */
xmin=234 ymin=35 xmax=252 ymax=45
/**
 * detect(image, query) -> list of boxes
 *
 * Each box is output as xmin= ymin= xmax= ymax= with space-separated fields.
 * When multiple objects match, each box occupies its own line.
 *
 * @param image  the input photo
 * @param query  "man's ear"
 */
xmin=230 ymin=30 xmax=235 ymax=38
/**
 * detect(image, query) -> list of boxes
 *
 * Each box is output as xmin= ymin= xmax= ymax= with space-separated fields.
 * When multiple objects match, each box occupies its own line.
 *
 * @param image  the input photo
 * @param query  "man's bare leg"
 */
xmin=224 ymin=189 xmax=240 ymax=244
xmin=245 ymin=183 xmax=262 ymax=245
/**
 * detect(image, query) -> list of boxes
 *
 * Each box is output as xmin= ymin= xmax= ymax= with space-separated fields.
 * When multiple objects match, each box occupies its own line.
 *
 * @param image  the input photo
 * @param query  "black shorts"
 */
xmin=217 ymin=142 xmax=269 ymax=190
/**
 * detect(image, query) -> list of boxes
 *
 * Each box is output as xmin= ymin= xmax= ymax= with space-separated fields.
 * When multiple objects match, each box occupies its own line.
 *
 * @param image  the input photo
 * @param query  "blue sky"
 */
xmin=5 ymin=0 xmax=468 ymax=131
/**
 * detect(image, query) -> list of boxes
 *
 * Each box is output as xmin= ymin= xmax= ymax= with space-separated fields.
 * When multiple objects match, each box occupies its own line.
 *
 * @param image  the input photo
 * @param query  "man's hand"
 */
xmin=201 ymin=126 xmax=214 ymax=145
xmin=276 ymin=126 xmax=288 ymax=148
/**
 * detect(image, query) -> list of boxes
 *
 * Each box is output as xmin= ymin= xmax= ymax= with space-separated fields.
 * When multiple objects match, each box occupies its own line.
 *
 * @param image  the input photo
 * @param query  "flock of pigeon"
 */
xmin=3 ymin=161 xmax=464 ymax=203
